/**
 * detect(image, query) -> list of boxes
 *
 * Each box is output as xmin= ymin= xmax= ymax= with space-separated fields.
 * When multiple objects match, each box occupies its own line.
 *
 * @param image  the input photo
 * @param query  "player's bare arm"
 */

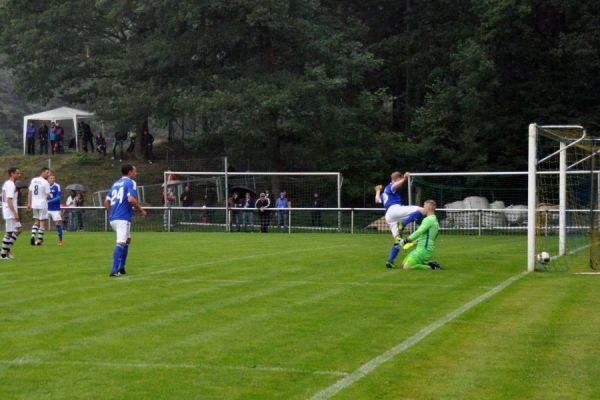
xmin=128 ymin=195 xmax=147 ymax=217
xmin=7 ymin=196 xmax=19 ymax=220
xmin=374 ymin=184 xmax=383 ymax=204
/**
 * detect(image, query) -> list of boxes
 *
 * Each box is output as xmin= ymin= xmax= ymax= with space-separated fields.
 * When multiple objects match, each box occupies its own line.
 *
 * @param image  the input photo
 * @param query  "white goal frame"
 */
xmin=526 ymin=123 xmax=594 ymax=272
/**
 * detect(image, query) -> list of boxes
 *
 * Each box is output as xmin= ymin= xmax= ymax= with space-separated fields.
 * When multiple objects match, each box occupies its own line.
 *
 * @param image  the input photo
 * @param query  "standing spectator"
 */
xmin=104 ymin=164 xmax=147 ymax=276
xmin=39 ymin=122 xmax=49 ymax=154
xmin=126 ymin=128 xmax=136 ymax=153
xmin=26 ymin=122 xmax=36 ymax=155
xmin=255 ymin=192 xmax=270 ymax=233
xmin=1 ymin=167 xmax=22 ymax=259
xmin=143 ymin=129 xmax=154 ymax=164
xmin=228 ymin=191 xmax=242 ymax=232
xmin=49 ymin=121 xmax=57 ymax=154
xmin=311 ymin=192 xmax=323 ymax=227
xmin=54 ymin=122 xmax=64 ymax=153
xmin=275 ymin=191 xmax=289 ymax=231
xmin=76 ymin=121 xmax=84 ymax=151
xmin=241 ymin=192 xmax=254 ymax=232
xmin=66 ymin=190 xmax=82 ymax=231
xmin=163 ymin=185 xmax=175 ymax=231
xmin=82 ymin=120 xmax=94 ymax=152
xmin=112 ymin=130 xmax=126 ymax=161
xmin=95 ymin=132 xmax=107 ymax=155
xmin=180 ymin=185 xmax=194 ymax=222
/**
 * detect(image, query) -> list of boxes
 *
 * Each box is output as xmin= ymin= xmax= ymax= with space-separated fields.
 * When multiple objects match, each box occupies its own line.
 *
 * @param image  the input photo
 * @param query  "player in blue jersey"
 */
xmin=47 ymin=174 xmax=64 ymax=245
xmin=375 ymin=171 xmax=427 ymax=268
xmin=104 ymin=164 xmax=147 ymax=277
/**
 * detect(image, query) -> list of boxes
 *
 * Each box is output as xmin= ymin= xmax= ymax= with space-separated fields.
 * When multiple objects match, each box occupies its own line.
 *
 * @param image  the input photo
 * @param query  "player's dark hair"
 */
xmin=7 ymin=166 xmax=18 ymax=176
xmin=40 ymin=167 xmax=49 ymax=173
xmin=121 ymin=164 xmax=134 ymax=176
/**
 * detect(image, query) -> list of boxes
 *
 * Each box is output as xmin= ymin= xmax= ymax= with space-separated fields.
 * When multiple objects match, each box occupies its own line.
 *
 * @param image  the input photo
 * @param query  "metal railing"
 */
xmin=14 ymin=206 xmax=594 ymax=235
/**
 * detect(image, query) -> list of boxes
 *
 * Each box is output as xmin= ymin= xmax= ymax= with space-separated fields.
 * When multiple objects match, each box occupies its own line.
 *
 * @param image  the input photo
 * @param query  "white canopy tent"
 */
xmin=23 ymin=106 xmax=95 ymax=154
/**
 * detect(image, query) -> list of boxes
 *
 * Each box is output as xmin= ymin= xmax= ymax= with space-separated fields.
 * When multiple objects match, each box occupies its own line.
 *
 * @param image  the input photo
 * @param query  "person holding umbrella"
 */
xmin=65 ymin=184 xmax=86 ymax=231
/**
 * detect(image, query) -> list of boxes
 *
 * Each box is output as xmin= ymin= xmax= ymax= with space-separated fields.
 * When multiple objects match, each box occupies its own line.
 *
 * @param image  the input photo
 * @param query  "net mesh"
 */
xmin=410 ymin=174 xmax=528 ymax=235
xmin=535 ymin=127 xmax=599 ymax=272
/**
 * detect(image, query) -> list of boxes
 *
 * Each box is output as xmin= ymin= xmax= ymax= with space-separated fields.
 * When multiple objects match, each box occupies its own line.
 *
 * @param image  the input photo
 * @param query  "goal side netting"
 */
xmin=527 ymin=124 xmax=600 ymax=272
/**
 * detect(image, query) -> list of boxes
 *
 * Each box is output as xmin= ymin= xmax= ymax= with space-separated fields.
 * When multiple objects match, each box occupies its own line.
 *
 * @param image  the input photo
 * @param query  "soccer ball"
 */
xmin=536 ymin=251 xmax=551 ymax=264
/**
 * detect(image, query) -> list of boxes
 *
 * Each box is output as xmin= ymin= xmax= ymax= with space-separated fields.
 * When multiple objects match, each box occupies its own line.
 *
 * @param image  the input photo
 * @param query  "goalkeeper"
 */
xmin=399 ymin=199 xmax=442 ymax=270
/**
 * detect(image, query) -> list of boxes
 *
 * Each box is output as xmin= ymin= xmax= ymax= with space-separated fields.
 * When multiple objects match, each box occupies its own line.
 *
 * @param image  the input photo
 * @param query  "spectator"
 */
xmin=54 ymin=122 xmax=64 ymax=153
xmin=275 ymin=191 xmax=289 ymax=231
xmin=112 ymin=130 xmax=126 ymax=161
xmin=95 ymin=132 xmax=107 ymax=155
xmin=143 ymin=129 xmax=154 ymax=164
xmin=50 ymin=121 xmax=57 ymax=154
xmin=66 ymin=190 xmax=84 ymax=231
xmin=241 ymin=192 xmax=254 ymax=232
xmin=163 ymin=185 xmax=175 ymax=231
xmin=311 ymin=192 xmax=323 ymax=227
xmin=126 ymin=128 xmax=136 ymax=153
xmin=76 ymin=121 xmax=84 ymax=151
xmin=180 ymin=185 xmax=194 ymax=222
xmin=228 ymin=191 xmax=242 ymax=232
xmin=39 ymin=122 xmax=49 ymax=154
xmin=82 ymin=120 xmax=94 ymax=152
xmin=26 ymin=122 xmax=36 ymax=155
xmin=255 ymin=192 xmax=270 ymax=233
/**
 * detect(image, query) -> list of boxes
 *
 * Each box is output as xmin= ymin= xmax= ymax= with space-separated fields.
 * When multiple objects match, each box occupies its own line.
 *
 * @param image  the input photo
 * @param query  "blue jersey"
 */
xmin=381 ymin=182 xmax=403 ymax=210
xmin=48 ymin=183 xmax=62 ymax=211
xmin=106 ymin=177 xmax=138 ymax=222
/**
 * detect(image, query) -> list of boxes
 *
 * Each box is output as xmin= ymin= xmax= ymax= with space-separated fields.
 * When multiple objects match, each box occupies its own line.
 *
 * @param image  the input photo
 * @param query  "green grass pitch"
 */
xmin=1 ymin=232 xmax=599 ymax=399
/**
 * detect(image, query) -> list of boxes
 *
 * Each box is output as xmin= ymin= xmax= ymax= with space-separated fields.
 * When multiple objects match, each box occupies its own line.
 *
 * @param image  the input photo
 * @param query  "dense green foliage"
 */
xmin=1 ymin=1 xmax=599 ymax=203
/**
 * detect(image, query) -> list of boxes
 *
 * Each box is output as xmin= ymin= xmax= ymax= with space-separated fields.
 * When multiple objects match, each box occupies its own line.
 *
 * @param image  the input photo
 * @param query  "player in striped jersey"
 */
xmin=27 ymin=167 xmax=51 ymax=246
xmin=1 ymin=167 xmax=22 ymax=259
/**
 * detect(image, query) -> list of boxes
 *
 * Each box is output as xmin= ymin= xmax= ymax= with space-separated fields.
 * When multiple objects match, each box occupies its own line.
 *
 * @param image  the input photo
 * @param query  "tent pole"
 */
xmin=23 ymin=117 xmax=28 ymax=155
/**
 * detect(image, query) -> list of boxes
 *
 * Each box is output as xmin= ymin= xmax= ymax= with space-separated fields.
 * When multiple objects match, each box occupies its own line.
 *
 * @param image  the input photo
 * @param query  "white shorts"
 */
xmin=32 ymin=208 xmax=48 ymax=220
xmin=385 ymin=204 xmax=421 ymax=238
xmin=48 ymin=210 xmax=62 ymax=222
xmin=110 ymin=220 xmax=131 ymax=243
xmin=5 ymin=218 xmax=22 ymax=232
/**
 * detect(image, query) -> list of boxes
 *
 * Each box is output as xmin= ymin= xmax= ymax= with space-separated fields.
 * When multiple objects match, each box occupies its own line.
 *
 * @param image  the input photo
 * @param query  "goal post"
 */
xmin=527 ymin=123 xmax=600 ymax=272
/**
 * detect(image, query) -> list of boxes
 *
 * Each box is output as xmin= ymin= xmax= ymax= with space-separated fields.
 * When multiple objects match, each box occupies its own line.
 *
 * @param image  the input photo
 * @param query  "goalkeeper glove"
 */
xmin=400 ymin=238 xmax=415 ymax=250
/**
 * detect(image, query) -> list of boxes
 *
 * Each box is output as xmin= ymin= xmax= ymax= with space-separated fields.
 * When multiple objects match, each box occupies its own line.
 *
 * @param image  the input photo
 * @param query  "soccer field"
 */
xmin=1 ymin=232 xmax=599 ymax=399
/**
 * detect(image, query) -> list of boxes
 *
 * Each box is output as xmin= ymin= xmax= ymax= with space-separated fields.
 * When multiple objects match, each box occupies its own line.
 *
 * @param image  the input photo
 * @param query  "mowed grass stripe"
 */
xmin=0 ymin=243 xmax=347 ymax=306
xmin=3 ymin=233 xmax=545 ymax=399
xmin=334 ymin=273 xmax=600 ymax=400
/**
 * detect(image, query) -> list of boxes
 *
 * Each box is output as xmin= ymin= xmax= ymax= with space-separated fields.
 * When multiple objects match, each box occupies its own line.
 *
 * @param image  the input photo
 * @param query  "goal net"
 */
xmin=161 ymin=171 xmax=342 ymax=232
xmin=408 ymin=172 xmax=528 ymax=236
xmin=528 ymin=124 xmax=600 ymax=272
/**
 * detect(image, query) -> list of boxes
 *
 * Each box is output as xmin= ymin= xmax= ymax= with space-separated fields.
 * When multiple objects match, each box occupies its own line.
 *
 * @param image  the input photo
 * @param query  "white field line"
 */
xmin=574 ymin=272 xmax=600 ymax=275
xmin=309 ymin=271 xmax=529 ymax=400
xmin=0 ymin=358 xmax=347 ymax=377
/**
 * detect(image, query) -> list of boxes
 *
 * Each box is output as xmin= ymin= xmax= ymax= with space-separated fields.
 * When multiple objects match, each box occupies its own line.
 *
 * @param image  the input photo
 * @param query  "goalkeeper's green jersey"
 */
xmin=408 ymin=214 xmax=439 ymax=252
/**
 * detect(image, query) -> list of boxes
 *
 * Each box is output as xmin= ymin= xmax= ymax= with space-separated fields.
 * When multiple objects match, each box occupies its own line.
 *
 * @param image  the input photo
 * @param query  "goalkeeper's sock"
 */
xmin=120 ymin=244 xmax=129 ymax=273
xmin=111 ymin=245 xmax=124 ymax=275
xmin=56 ymin=224 xmax=63 ymax=241
xmin=401 ymin=210 xmax=425 ymax=229
xmin=410 ymin=264 xmax=431 ymax=271
xmin=388 ymin=243 xmax=400 ymax=263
